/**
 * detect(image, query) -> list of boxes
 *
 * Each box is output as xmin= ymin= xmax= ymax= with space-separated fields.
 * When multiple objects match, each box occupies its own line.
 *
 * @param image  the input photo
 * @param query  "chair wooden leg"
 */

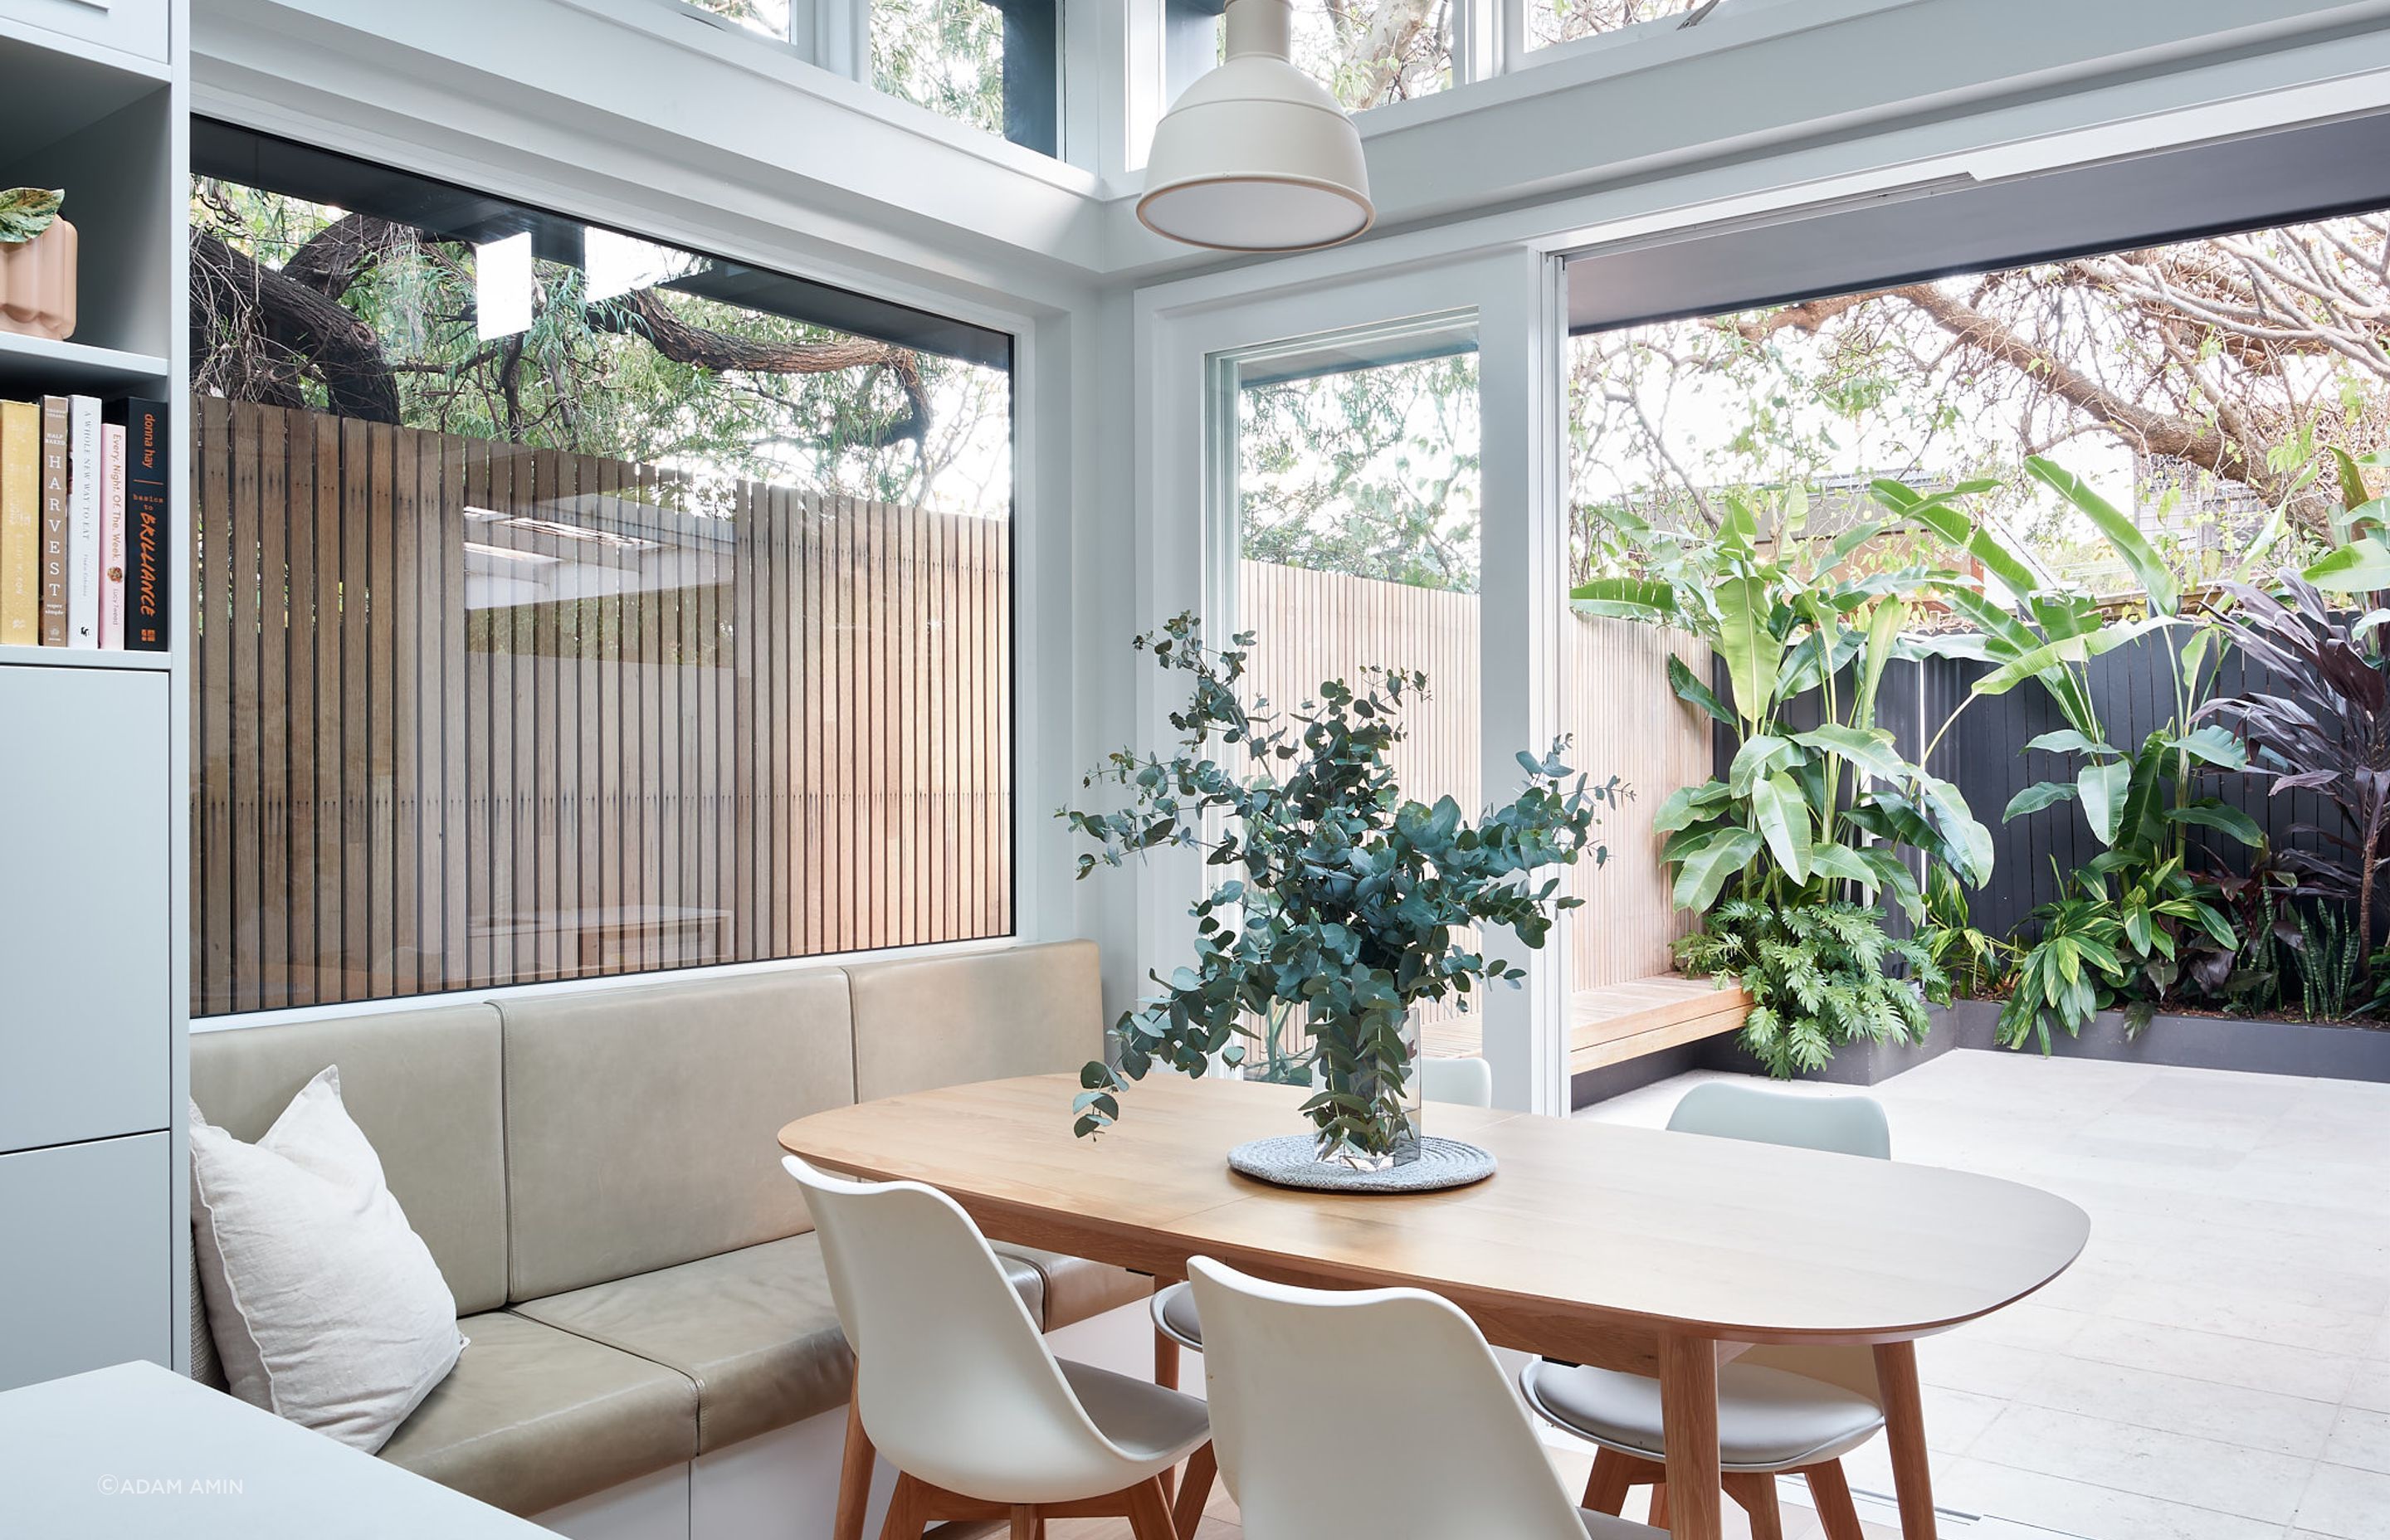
xmin=834 ymin=1392 xmax=876 ymax=1540
xmin=877 ymin=1472 xmax=934 ymax=1540
xmin=1802 ymin=1462 xmax=1866 ymax=1540
xmin=1581 ymin=1448 xmax=1637 ymax=1515
xmin=1647 ymin=1482 xmax=1669 ymax=1529
xmin=1173 ymin=1443 xmax=1217 ymax=1537
xmin=1009 ymin=1504 xmax=1040 ymax=1540
xmin=1154 ymin=1327 xmax=1181 ymax=1391
xmin=1723 ymin=1473 xmax=1783 ymax=1540
xmin=1124 ymin=1474 xmax=1183 ymax=1540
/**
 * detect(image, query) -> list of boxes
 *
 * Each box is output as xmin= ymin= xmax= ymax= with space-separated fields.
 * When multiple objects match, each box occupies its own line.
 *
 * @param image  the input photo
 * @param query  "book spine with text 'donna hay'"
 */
xmin=0 ymin=399 xmax=35 ymax=645
xmin=66 ymin=394 xmax=101 ymax=648
xmin=122 ymin=397 xmax=169 ymax=651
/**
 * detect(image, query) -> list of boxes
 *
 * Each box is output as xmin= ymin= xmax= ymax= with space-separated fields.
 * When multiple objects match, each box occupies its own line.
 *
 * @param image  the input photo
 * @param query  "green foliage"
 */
xmin=190 ymin=178 xmax=1009 ymax=516
xmin=2290 ymin=904 xmax=2365 ymax=1022
xmin=1060 ymin=614 xmax=1611 ymax=1157
xmin=0 ymin=188 xmax=61 ymax=245
xmin=1677 ymin=899 xmax=1946 ymax=1077
xmin=1238 ymin=353 xmax=1480 ymax=592
xmin=2002 ymin=857 xmax=2238 ymax=1050
xmin=1919 ymin=861 xmax=2011 ymax=997
xmin=1576 ymin=492 xmax=1989 ymax=923
xmin=871 ymin=0 xmax=1007 ymax=139
xmin=1883 ymin=458 xmax=2270 ymax=876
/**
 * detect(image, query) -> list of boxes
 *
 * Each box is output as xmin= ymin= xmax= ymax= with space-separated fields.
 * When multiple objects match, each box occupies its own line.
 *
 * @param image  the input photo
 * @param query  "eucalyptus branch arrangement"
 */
xmin=1061 ymin=613 xmax=1613 ymax=1161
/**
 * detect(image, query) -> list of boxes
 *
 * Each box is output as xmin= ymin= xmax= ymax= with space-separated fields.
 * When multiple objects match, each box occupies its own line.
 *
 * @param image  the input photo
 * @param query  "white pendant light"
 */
xmin=1139 ymin=0 xmax=1375 ymax=253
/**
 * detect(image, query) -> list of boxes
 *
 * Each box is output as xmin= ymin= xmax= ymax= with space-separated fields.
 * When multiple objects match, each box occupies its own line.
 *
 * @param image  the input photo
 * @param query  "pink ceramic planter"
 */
xmin=0 ymin=218 xmax=78 ymax=342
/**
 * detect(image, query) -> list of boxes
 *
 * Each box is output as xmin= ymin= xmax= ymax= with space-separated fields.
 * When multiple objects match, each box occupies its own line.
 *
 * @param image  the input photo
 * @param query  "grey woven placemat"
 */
xmin=1226 ymin=1134 xmax=1497 ymax=1193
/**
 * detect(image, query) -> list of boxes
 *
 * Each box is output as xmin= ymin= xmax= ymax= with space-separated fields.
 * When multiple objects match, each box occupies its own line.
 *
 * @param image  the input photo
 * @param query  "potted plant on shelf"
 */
xmin=0 ymin=189 xmax=76 ymax=342
xmin=1060 ymin=613 xmax=1611 ymax=1176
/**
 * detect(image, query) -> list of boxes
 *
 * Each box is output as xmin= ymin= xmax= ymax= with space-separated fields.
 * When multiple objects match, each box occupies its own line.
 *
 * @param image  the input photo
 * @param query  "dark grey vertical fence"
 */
xmin=1714 ymin=636 xmax=2343 ymax=943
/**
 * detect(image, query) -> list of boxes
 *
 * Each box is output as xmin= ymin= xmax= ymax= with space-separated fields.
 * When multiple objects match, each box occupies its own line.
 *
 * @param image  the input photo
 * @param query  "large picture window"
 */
xmin=188 ymin=122 xmax=1016 ymax=1016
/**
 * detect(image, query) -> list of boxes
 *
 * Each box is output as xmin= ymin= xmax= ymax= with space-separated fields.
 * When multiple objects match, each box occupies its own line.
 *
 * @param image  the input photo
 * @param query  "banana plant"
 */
xmin=1871 ymin=456 xmax=2277 ymax=869
xmin=1573 ymin=492 xmax=1990 ymax=920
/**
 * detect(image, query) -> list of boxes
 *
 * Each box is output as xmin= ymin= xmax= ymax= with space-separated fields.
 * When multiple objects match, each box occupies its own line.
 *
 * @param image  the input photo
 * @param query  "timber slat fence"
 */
xmin=1240 ymin=560 xmax=1711 ymax=1046
xmin=191 ymin=399 xmax=1011 ymax=1016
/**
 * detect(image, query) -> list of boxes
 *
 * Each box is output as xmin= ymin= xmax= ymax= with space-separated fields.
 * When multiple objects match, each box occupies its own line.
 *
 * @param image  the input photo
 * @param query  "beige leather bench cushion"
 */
xmin=501 ymin=969 xmax=856 ymax=1300
xmin=188 ymin=1004 xmax=510 ymax=1316
xmin=847 ymin=938 xmax=1102 ymax=1102
xmin=512 ymin=1234 xmax=1051 ymax=1454
xmin=997 ymin=1245 xmax=1154 ymax=1330
xmin=380 ymin=1311 xmax=696 ymax=1517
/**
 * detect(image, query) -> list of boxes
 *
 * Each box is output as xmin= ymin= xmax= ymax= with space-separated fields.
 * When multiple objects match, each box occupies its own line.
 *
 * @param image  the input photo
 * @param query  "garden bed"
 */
xmin=1928 ymin=997 xmax=2390 ymax=1082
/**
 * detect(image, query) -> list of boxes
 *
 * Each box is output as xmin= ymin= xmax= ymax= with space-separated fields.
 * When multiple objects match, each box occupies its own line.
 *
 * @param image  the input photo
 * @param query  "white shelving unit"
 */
xmin=0 ymin=0 xmax=189 ymax=1392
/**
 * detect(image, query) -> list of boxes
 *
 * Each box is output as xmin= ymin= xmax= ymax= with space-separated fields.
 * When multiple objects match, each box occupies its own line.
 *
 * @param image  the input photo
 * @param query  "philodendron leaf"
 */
xmin=2026 ymin=457 xmax=2180 ymax=617
xmin=2003 ymin=781 xmax=2076 ymax=821
xmin=2306 ymin=536 xmax=2390 ymax=594
xmin=1671 ymin=826 xmax=1763 ymax=914
xmin=1792 ymin=723 xmax=1907 ymax=782
xmin=1749 ymin=772 xmax=1812 ymax=883
xmin=2077 ymin=758 xmax=2130 ymax=847
xmin=0 ymin=188 xmax=62 ymax=246
xmin=2023 ymin=729 xmax=2110 ymax=758
xmin=1727 ymin=733 xmax=1797 ymax=797
xmin=2166 ymin=800 xmax=2266 ymax=847
xmin=1919 ymin=774 xmax=1992 ymax=885
xmin=1666 ymin=651 xmax=1733 ymax=724
xmin=2166 ymin=724 xmax=2246 ymax=771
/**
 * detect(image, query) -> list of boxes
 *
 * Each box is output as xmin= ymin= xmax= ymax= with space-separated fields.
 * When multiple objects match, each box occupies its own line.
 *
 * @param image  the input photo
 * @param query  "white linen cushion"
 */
xmin=189 ymin=1066 xmax=465 ymax=1451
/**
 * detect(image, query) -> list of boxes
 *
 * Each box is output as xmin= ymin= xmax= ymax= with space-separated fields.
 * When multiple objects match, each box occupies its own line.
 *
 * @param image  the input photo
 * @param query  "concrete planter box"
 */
xmin=1696 ymin=1012 xmax=1962 ymax=1087
xmin=1934 ymin=996 xmax=2390 ymax=1081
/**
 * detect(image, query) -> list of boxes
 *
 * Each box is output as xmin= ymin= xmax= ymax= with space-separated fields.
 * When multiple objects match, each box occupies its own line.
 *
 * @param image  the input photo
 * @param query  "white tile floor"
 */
xmin=1579 ymin=1050 xmax=2390 ymax=1540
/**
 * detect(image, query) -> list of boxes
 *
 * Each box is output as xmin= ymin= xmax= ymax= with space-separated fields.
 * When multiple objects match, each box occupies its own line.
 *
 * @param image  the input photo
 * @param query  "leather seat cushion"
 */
xmin=378 ymin=1312 xmax=696 ymax=1517
xmin=1056 ymin=1360 xmax=1209 ymax=1466
xmin=1153 ymin=1279 xmax=1201 ymax=1348
xmin=997 ymin=1245 xmax=1154 ymax=1331
xmin=1522 ymin=1359 xmax=1883 ymax=1472
xmin=510 ymin=1234 xmax=1049 ymax=1453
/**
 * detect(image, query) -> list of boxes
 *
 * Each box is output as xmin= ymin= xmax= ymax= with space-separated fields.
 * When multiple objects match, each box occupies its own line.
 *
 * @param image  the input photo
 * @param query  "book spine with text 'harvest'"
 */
xmin=37 ymin=396 xmax=66 ymax=647
xmin=0 ymin=400 xmax=34 ymax=645
xmin=123 ymin=397 xmax=168 ymax=651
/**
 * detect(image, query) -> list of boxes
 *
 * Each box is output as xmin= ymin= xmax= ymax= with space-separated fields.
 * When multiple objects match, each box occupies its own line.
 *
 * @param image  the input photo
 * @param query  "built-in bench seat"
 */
xmin=1568 ymin=972 xmax=1753 ymax=1076
xmin=188 ymin=940 xmax=1152 ymax=1527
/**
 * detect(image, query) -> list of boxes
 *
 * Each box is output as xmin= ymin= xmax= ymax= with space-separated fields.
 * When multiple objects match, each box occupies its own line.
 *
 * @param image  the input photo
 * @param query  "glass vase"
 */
xmin=1309 ymin=1007 xmax=1422 ymax=1171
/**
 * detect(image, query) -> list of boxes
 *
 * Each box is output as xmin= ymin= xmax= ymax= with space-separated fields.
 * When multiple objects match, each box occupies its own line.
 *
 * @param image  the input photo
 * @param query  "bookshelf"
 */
xmin=0 ymin=0 xmax=188 ymax=1392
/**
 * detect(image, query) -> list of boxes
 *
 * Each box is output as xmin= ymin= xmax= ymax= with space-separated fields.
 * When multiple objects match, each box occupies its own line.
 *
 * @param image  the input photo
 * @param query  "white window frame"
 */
xmin=1134 ymin=248 xmax=1576 ymax=1115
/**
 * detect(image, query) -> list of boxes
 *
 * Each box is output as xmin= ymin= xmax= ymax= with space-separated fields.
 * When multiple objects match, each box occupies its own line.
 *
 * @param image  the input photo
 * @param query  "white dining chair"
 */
xmin=782 ymin=1155 xmax=1214 ymax=1540
xmin=1519 ymin=1081 xmax=1890 ymax=1540
xmin=1185 ymin=1255 xmax=1661 ymax=1540
xmin=1151 ymin=1052 xmax=1495 ymax=1386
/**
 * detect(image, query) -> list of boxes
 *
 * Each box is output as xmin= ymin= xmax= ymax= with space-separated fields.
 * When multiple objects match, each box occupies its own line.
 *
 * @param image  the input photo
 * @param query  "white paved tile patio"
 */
xmin=1579 ymin=1049 xmax=2390 ymax=1540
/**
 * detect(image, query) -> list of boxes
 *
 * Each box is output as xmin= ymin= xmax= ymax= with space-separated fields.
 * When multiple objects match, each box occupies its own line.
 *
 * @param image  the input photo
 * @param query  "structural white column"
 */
xmin=1473 ymin=247 xmax=1569 ymax=1117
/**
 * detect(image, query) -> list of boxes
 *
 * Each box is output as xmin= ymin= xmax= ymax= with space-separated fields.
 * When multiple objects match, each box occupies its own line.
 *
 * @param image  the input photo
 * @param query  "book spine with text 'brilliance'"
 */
xmin=101 ymin=422 xmax=125 ymax=651
xmin=0 ymin=400 xmax=35 ymax=645
xmin=37 ymin=396 xmax=67 ymax=647
xmin=66 ymin=394 xmax=100 ymax=648
xmin=123 ymin=397 xmax=168 ymax=651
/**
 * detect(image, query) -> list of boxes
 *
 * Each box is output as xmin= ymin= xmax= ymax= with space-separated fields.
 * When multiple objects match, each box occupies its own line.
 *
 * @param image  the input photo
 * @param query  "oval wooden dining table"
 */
xmin=780 ymin=1073 xmax=2089 ymax=1540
